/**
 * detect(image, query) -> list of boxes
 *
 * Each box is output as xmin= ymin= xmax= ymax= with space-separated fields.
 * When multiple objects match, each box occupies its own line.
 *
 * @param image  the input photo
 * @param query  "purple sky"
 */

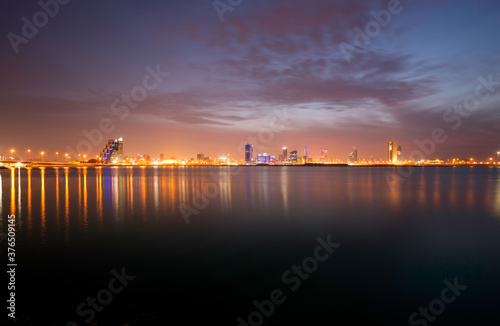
xmin=1 ymin=0 xmax=500 ymax=161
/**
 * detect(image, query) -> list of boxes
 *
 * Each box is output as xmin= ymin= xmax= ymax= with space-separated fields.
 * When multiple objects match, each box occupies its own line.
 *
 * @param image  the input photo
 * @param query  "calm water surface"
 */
xmin=1 ymin=166 xmax=500 ymax=325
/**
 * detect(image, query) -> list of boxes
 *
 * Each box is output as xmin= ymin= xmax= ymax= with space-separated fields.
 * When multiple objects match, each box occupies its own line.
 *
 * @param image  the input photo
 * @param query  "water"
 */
xmin=1 ymin=166 xmax=500 ymax=325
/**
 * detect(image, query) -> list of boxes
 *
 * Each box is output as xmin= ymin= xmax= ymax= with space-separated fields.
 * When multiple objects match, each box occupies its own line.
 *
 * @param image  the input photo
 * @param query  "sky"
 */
xmin=1 ymin=0 xmax=500 ymax=161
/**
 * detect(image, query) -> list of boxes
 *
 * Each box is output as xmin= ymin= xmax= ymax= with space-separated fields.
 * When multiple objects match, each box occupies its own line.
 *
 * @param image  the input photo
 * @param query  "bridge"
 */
xmin=0 ymin=160 xmax=87 ymax=169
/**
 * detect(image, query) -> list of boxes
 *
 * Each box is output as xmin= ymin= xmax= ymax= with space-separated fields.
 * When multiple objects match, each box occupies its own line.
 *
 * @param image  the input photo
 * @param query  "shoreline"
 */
xmin=1 ymin=161 xmax=498 ymax=169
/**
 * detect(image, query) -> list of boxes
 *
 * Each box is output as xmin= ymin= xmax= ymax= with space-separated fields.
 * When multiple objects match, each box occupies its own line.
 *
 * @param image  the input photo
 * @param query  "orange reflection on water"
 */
xmin=141 ymin=167 xmax=147 ymax=218
xmin=64 ymin=167 xmax=69 ymax=242
xmin=17 ymin=167 xmax=21 ymax=227
xmin=128 ymin=168 xmax=134 ymax=214
xmin=83 ymin=167 xmax=88 ymax=232
xmin=78 ymin=168 xmax=82 ymax=223
xmin=10 ymin=168 xmax=15 ymax=215
xmin=40 ymin=168 xmax=46 ymax=244
xmin=111 ymin=166 xmax=120 ymax=221
xmin=55 ymin=168 xmax=60 ymax=233
xmin=0 ymin=174 xmax=3 ymax=219
xmin=27 ymin=169 xmax=32 ymax=237
xmin=96 ymin=167 xmax=103 ymax=230
xmin=154 ymin=168 xmax=159 ymax=217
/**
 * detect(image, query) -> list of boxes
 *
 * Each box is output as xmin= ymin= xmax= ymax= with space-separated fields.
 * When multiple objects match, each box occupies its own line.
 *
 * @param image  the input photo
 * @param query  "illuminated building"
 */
xmin=320 ymin=148 xmax=328 ymax=161
xmin=160 ymin=154 xmax=165 ymax=161
xmin=100 ymin=138 xmax=123 ymax=163
xmin=290 ymin=150 xmax=298 ymax=163
xmin=245 ymin=143 xmax=254 ymax=163
xmin=397 ymin=145 xmax=402 ymax=161
xmin=349 ymin=147 xmax=358 ymax=163
xmin=388 ymin=141 xmax=398 ymax=163
xmin=282 ymin=147 xmax=288 ymax=162
xmin=196 ymin=153 xmax=204 ymax=162
xmin=256 ymin=153 xmax=271 ymax=164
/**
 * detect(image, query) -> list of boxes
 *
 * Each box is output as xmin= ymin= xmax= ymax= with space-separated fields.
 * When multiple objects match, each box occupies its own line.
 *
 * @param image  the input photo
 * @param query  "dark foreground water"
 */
xmin=1 ymin=166 xmax=500 ymax=325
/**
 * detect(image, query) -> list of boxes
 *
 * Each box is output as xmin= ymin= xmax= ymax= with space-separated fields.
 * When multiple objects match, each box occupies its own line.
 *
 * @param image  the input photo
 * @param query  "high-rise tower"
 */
xmin=388 ymin=141 xmax=398 ymax=163
xmin=245 ymin=143 xmax=254 ymax=163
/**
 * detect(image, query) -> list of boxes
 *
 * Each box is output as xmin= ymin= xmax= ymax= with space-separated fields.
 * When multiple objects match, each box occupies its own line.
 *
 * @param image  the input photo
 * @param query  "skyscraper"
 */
xmin=388 ymin=141 xmax=398 ymax=163
xmin=290 ymin=150 xmax=298 ymax=163
xmin=100 ymin=138 xmax=123 ymax=163
xmin=282 ymin=147 xmax=288 ymax=163
xmin=397 ymin=145 xmax=402 ymax=161
xmin=245 ymin=143 xmax=254 ymax=163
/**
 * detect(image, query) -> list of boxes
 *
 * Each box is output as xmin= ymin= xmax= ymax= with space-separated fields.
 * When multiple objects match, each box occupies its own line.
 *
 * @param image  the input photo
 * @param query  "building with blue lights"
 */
xmin=100 ymin=138 xmax=123 ymax=163
xmin=244 ymin=143 xmax=254 ymax=163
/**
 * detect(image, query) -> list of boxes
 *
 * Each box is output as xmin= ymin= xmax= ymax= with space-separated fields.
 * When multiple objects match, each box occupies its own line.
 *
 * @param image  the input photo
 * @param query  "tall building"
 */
xmin=397 ymin=145 xmax=402 ymax=161
xmin=160 ymin=153 xmax=165 ymax=161
xmin=290 ymin=150 xmax=298 ymax=163
xmin=349 ymin=147 xmax=358 ymax=163
xmin=320 ymin=148 xmax=328 ymax=161
xmin=245 ymin=143 xmax=254 ymax=163
xmin=282 ymin=147 xmax=288 ymax=162
xmin=197 ymin=153 xmax=204 ymax=162
xmin=388 ymin=141 xmax=398 ymax=163
xmin=100 ymin=138 xmax=123 ymax=163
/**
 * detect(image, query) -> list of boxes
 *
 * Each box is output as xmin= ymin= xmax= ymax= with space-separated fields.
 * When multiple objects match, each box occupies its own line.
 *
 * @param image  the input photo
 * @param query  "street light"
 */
xmin=41 ymin=151 xmax=44 ymax=162
xmin=10 ymin=149 xmax=14 ymax=159
xmin=65 ymin=153 xmax=68 ymax=162
xmin=56 ymin=152 xmax=59 ymax=162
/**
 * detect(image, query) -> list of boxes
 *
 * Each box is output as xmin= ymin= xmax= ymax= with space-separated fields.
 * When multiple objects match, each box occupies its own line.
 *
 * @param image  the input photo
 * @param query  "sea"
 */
xmin=1 ymin=165 xmax=500 ymax=325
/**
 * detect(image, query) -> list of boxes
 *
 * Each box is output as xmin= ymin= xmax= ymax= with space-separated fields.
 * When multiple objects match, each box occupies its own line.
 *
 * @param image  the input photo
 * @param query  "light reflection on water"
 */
xmin=0 ymin=166 xmax=499 ymax=245
xmin=3 ymin=166 xmax=500 ymax=325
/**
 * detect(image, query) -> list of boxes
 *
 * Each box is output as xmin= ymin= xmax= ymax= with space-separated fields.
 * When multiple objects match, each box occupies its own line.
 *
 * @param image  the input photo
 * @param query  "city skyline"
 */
xmin=1 ymin=1 xmax=500 ymax=160
xmin=2 ymin=136 xmax=500 ymax=164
